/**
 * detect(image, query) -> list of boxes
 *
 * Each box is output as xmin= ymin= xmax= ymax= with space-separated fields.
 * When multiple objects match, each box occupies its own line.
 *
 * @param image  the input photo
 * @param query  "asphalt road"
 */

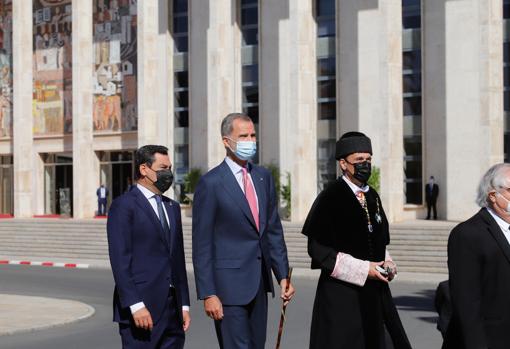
xmin=0 ymin=265 xmax=443 ymax=349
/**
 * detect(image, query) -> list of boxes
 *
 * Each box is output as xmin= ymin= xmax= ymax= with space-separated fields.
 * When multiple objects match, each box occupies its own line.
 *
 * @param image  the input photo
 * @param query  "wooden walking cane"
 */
xmin=275 ymin=267 xmax=293 ymax=349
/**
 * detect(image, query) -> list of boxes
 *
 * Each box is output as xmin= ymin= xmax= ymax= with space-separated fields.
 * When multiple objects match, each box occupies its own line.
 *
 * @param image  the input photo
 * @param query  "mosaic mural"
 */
xmin=0 ymin=0 xmax=12 ymax=138
xmin=93 ymin=0 xmax=137 ymax=132
xmin=33 ymin=0 xmax=73 ymax=135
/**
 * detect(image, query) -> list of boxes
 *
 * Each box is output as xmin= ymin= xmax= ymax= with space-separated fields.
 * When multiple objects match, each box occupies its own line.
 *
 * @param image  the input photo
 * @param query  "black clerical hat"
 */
xmin=335 ymin=132 xmax=372 ymax=160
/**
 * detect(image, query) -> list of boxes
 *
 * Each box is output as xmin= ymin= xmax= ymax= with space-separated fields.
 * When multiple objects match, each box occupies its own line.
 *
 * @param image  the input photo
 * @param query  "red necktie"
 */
xmin=242 ymin=167 xmax=259 ymax=231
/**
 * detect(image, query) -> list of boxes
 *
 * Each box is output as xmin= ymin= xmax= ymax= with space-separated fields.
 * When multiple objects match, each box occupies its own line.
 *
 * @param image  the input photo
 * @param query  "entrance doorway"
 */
xmin=0 ymin=155 xmax=13 ymax=215
xmin=42 ymin=153 xmax=73 ymax=216
xmin=98 ymin=151 xmax=134 ymax=205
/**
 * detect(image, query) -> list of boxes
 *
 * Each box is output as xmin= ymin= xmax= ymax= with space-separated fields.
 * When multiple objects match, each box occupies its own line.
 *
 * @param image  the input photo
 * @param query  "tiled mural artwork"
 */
xmin=33 ymin=0 xmax=73 ymax=135
xmin=93 ymin=0 xmax=137 ymax=132
xmin=0 ymin=0 xmax=12 ymax=138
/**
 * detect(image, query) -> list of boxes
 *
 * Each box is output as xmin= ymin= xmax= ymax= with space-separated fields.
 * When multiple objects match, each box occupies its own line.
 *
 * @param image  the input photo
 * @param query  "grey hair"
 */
xmin=220 ymin=113 xmax=253 ymax=137
xmin=476 ymin=163 xmax=510 ymax=207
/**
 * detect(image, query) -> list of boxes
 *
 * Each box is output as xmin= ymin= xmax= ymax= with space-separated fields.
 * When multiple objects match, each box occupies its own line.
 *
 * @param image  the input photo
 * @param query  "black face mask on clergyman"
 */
xmin=346 ymin=160 xmax=372 ymax=184
xmin=147 ymin=167 xmax=174 ymax=193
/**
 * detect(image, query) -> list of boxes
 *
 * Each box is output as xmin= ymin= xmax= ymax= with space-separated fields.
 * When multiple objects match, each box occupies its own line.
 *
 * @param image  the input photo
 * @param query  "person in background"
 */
xmin=96 ymin=183 xmax=109 ymax=216
xmin=425 ymin=175 xmax=439 ymax=220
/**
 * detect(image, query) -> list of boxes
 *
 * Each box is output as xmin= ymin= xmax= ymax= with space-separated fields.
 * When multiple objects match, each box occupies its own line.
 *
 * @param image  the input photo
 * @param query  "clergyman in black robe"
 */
xmin=302 ymin=132 xmax=412 ymax=349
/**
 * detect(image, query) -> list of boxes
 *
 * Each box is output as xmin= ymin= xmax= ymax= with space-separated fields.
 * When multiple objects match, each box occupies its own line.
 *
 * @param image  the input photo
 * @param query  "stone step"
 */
xmin=0 ymin=219 xmax=454 ymax=273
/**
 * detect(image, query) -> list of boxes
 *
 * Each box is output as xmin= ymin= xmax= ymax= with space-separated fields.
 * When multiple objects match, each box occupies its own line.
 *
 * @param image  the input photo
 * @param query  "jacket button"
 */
xmin=257 ymin=256 xmax=261 ymax=260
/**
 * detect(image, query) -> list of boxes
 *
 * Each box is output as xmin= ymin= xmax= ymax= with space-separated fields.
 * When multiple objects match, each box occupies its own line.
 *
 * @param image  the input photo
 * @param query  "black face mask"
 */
xmin=346 ymin=160 xmax=372 ymax=184
xmin=147 ymin=167 xmax=174 ymax=193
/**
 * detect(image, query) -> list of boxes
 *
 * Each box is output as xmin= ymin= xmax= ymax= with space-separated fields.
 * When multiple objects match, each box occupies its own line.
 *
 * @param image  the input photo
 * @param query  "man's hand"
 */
xmin=368 ymin=261 xmax=389 ymax=283
xmin=204 ymin=295 xmax=223 ymax=320
xmin=383 ymin=260 xmax=397 ymax=282
xmin=280 ymin=278 xmax=295 ymax=306
xmin=182 ymin=310 xmax=191 ymax=331
xmin=132 ymin=307 xmax=153 ymax=331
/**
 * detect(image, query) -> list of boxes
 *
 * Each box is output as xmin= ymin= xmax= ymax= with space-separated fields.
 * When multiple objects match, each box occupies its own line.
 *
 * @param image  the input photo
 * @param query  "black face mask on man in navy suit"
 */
xmin=145 ymin=166 xmax=174 ymax=193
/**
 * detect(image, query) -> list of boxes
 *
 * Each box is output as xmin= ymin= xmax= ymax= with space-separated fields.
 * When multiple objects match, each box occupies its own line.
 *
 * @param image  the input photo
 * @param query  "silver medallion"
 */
xmin=375 ymin=213 xmax=382 ymax=224
xmin=368 ymin=224 xmax=373 ymax=233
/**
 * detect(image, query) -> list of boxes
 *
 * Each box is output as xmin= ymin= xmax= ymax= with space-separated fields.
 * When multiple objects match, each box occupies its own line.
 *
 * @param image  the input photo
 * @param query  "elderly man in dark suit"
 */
xmin=444 ymin=163 xmax=510 ymax=349
xmin=107 ymin=145 xmax=190 ymax=349
xmin=192 ymin=113 xmax=295 ymax=349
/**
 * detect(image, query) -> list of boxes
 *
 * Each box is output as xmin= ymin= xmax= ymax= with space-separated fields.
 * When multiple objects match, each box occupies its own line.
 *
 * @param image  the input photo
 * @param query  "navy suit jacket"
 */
xmin=107 ymin=186 xmax=190 ymax=324
xmin=192 ymin=160 xmax=289 ymax=305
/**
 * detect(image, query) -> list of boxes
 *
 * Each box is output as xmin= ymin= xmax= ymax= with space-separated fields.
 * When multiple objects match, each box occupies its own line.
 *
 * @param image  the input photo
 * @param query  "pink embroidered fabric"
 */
xmin=330 ymin=253 xmax=370 ymax=287
xmin=330 ymin=249 xmax=395 ymax=286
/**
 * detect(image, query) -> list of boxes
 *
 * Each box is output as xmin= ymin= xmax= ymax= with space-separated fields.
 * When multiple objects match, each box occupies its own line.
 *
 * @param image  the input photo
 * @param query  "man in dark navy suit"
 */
xmin=107 ymin=145 xmax=190 ymax=349
xmin=192 ymin=113 xmax=295 ymax=349
xmin=96 ymin=184 xmax=109 ymax=216
xmin=425 ymin=175 xmax=439 ymax=220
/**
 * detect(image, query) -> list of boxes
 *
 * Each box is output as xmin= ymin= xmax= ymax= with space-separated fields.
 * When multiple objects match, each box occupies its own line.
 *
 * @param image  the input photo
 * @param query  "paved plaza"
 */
xmin=0 ymin=265 xmax=444 ymax=349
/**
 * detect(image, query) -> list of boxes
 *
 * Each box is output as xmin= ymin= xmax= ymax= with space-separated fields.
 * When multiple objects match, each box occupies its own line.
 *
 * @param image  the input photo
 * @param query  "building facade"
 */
xmin=0 ymin=0 xmax=505 ymax=222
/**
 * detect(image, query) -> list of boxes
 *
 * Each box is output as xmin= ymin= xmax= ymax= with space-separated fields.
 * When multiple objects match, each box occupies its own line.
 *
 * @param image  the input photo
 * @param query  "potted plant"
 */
xmin=182 ymin=168 xmax=202 ymax=217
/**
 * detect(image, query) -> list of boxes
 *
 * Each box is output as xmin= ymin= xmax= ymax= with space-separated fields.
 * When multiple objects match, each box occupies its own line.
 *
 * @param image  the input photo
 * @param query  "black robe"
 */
xmin=302 ymin=178 xmax=411 ymax=349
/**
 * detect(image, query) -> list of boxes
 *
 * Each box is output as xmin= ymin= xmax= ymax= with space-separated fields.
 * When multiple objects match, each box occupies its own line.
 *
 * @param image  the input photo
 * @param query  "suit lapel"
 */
xmin=219 ymin=161 xmax=258 ymax=231
xmin=132 ymin=187 xmax=170 ymax=252
xmin=250 ymin=165 xmax=267 ymax=234
xmin=480 ymin=208 xmax=510 ymax=265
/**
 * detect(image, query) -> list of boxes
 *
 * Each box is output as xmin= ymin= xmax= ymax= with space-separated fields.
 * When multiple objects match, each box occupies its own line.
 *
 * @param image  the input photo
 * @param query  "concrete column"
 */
xmin=138 ymin=0 xmax=170 ymax=146
xmin=259 ymin=0 xmax=317 ymax=222
xmin=189 ymin=0 xmax=241 ymax=171
xmin=72 ymin=0 xmax=97 ymax=218
xmin=12 ymin=0 xmax=33 ymax=217
xmin=336 ymin=0 xmax=404 ymax=222
xmin=423 ymin=0 xmax=503 ymax=221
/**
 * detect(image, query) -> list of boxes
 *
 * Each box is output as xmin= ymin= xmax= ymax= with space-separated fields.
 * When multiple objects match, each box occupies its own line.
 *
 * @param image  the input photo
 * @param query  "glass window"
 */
xmin=242 ymin=65 xmax=258 ymax=82
xmin=173 ymin=16 xmax=188 ymax=34
xmin=505 ymin=91 xmax=510 ymax=111
xmin=404 ymin=137 xmax=422 ymax=157
xmin=403 ymin=160 xmax=422 ymax=181
xmin=175 ymin=111 xmax=189 ymax=128
xmin=505 ymin=66 xmax=510 ymax=87
xmin=319 ymin=80 xmax=336 ymax=99
xmin=403 ymin=96 xmax=422 ymax=116
xmin=241 ymin=0 xmax=258 ymax=5
xmin=173 ymin=0 xmax=187 ymax=13
xmin=318 ymin=57 xmax=336 ymax=77
xmin=403 ymin=73 xmax=421 ymax=93
xmin=318 ymin=102 xmax=336 ymax=120
xmin=402 ymin=15 xmax=420 ymax=29
xmin=243 ymin=86 xmax=259 ymax=104
xmin=242 ymin=28 xmax=258 ymax=46
xmin=241 ymin=7 xmax=258 ymax=26
xmin=244 ymin=106 xmax=259 ymax=124
xmin=175 ymin=91 xmax=189 ymax=107
xmin=317 ymin=18 xmax=335 ymax=37
xmin=504 ymin=2 xmax=510 ymax=19
xmin=317 ymin=0 xmax=335 ymax=16
xmin=174 ymin=71 xmax=188 ymax=88
xmin=174 ymin=36 xmax=188 ymax=53
xmin=404 ymin=182 xmax=423 ymax=204
xmin=403 ymin=50 xmax=421 ymax=70
xmin=504 ymin=42 xmax=510 ymax=62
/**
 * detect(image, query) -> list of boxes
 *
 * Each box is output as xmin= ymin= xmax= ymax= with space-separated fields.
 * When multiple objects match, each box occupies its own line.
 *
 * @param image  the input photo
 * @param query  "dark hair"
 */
xmin=134 ymin=145 xmax=168 ymax=180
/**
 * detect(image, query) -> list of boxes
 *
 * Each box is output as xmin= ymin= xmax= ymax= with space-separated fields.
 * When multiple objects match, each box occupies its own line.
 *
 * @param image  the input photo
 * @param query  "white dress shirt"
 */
xmin=130 ymin=183 xmax=189 ymax=314
xmin=487 ymin=208 xmax=510 ymax=246
xmin=99 ymin=187 xmax=106 ymax=199
xmin=224 ymin=157 xmax=259 ymax=211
